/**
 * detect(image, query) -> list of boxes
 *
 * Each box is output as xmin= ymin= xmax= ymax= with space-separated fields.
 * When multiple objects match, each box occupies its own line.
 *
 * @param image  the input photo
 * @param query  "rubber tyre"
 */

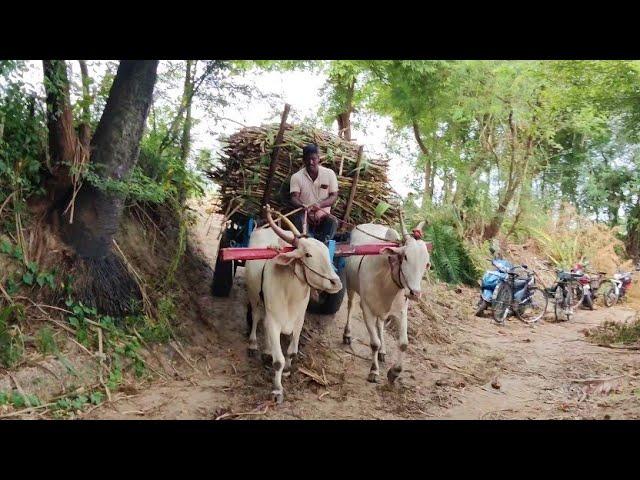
xmin=493 ymin=283 xmax=512 ymax=324
xmin=306 ymin=268 xmax=347 ymax=315
xmin=475 ymin=299 xmax=489 ymax=317
xmin=211 ymin=235 xmax=234 ymax=297
xmin=570 ymin=283 xmax=584 ymax=308
xmin=515 ymin=287 xmax=548 ymax=324
xmin=583 ymin=293 xmax=594 ymax=310
xmin=602 ymin=282 xmax=617 ymax=307
xmin=554 ymin=287 xmax=572 ymax=322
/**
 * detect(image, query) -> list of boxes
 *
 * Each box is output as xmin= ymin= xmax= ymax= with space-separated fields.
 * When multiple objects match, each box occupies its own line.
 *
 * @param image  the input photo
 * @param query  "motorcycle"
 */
xmin=601 ymin=269 xmax=637 ymax=307
xmin=476 ymin=256 xmax=547 ymax=324
xmin=475 ymin=257 xmax=513 ymax=317
xmin=570 ymin=263 xmax=606 ymax=310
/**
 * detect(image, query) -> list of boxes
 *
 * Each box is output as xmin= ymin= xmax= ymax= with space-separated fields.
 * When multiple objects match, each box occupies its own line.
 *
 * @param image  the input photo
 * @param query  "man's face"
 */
xmin=304 ymin=153 xmax=320 ymax=171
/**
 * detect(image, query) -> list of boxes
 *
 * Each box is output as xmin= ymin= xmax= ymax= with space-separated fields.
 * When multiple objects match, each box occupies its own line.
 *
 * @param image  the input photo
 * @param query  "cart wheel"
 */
xmin=211 ymin=233 xmax=235 ymax=297
xmin=307 ymin=268 xmax=347 ymax=315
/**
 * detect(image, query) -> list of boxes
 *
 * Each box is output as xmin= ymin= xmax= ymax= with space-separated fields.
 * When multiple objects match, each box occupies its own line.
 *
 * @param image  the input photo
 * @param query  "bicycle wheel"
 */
xmin=602 ymin=282 xmax=618 ymax=307
xmin=493 ymin=283 xmax=513 ymax=324
xmin=554 ymin=287 xmax=562 ymax=321
xmin=570 ymin=282 xmax=583 ymax=308
xmin=554 ymin=286 xmax=572 ymax=322
xmin=516 ymin=287 xmax=548 ymax=324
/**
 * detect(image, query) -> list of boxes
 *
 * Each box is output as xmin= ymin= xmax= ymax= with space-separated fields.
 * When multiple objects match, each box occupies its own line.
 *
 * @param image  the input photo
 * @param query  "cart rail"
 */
xmin=221 ymin=241 xmax=432 ymax=262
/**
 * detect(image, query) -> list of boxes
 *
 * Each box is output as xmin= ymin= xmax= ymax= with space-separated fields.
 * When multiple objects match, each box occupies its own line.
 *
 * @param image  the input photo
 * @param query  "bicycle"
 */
xmin=492 ymin=265 xmax=548 ymax=325
xmin=543 ymin=270 xmax=584 ymax=322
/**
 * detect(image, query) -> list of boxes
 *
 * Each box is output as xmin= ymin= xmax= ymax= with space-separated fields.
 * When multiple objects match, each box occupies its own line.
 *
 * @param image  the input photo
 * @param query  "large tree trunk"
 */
xmin=412 ymin=121 xmax=433 ymax=207
xmin=78 ymin=60 xmax=92 ymax=150
xmin=627 ymin=197 xmax=640 ymax=262
xmin=56 ymin=60 xmax=159 ymax=315
xmin=179 ymin=60 xmax=194 ymax=165
xmin=42 ymin=60 xmax=77 ymax=205
xmin=336 ymin=79 xmax=355 ymax=141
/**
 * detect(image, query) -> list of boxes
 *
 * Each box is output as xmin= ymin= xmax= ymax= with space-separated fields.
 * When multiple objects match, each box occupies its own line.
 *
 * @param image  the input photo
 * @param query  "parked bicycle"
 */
xmin=543 ymin=269 xmax=584 ymax=322
xmin=491 ymin=264 xmax=547 ymax=325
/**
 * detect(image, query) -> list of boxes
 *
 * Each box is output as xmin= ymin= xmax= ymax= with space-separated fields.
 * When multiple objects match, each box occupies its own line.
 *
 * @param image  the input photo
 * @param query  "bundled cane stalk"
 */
xmin=205 ymin=123 xmax=400 ymax=226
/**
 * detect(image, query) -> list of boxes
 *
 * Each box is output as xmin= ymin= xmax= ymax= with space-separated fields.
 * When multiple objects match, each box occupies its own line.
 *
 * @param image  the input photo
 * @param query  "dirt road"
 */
xmin=86 ymin=204 xmax=640 ymax=420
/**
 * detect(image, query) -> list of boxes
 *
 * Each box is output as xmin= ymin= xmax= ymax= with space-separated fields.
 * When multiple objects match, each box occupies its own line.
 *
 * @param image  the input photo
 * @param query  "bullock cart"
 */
xmin=207 ymin=104 xmax=427 ymax=314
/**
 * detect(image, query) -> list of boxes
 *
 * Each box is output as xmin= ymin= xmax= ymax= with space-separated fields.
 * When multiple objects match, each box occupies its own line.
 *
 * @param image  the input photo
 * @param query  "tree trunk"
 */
xmin=78 ymin=60 xmax=92 ymax=149
xmin=336 ymin=79 xmax=355 ymax=141
xmin=626 ymin=197 xmax=640 ymax=262
xmin=56 ymin=60 xmax=159 ymax=315
xmin=180 ymin=60 xmax=194 ymax=165
xmin=42 ymin=60 xmax=77 ymax=203
xmin=412 ymin=121 xmax=433 ymax=207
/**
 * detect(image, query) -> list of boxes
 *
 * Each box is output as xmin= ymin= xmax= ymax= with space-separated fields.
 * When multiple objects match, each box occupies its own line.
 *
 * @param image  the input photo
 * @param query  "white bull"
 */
xmin=343 ymin=219 xmax=430 ymax=384
xmin=245 ymin=206 xmax=342 ymax=403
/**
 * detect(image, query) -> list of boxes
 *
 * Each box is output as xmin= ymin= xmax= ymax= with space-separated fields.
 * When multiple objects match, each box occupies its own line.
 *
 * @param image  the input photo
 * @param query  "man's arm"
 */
xmin=290 ymin=174 xmax=305 ymax=208
xmin=290 ymin=191 xmax=306 ymax=208
xmin=315 ymin=191 xmax=338 ymax=208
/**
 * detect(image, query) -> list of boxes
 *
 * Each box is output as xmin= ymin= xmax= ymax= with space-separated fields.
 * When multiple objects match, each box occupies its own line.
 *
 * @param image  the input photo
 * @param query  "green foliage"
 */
xmin=0 ymin=304 xmax=25 ymax=367
xmin=52 ymin=389 xmax=105 ymax=417
xmin=423 ymin=221 xmax=479 ymax=286
xmin=35 ymin=326 xmax=58 ymax=355
xmin=0 ymin=73 xmax=47 ymax=208
xmin=1 ymin=241 xmax=57 ymax=294
xmin=0 ymin=390 xmax=41 ymax=408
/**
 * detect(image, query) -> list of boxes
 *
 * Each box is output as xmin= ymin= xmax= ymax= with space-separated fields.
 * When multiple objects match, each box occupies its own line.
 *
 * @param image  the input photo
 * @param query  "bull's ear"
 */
xmin=380 ymin=246 xmax=404 ymax=256
xmin=274 ymin=249 xmax=305 ymax=265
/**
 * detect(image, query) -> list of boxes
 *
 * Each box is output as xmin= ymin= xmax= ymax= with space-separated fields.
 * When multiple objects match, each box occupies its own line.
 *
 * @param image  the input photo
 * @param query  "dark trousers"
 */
xmin=292 ymin=212 xmax=338 ymax=244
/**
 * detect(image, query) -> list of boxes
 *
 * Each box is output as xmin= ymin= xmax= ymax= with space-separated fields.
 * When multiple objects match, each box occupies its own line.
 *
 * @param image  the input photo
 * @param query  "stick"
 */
xmin=169 ymin=341 xmax=199 ymax=373
xmin=0 ymin=191 xmax=15 ymax=218
xmin=342 ymin=145 xmax=364 ymax=223
xmin=262 ymin=103 xmax=291 ymax=207
xmin=215 ymin=403 xmax=274 ymax=420
xmin=297 ymin=366 xmax=328 ymax=386
xmin=8 ymin=373 xmax=32 ymax=408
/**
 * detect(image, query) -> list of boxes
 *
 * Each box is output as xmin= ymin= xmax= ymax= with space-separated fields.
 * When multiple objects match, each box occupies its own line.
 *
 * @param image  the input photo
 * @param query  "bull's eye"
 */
xmin=404 ymin=254 xmax=408 ymax=261
xmin=305 ymin=253 xmax=312 ymax=258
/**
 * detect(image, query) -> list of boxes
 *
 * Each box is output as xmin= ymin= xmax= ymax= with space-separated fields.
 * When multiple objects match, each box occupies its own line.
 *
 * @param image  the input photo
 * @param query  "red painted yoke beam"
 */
xmin=221 ymin=242 xmax=401 ymax=262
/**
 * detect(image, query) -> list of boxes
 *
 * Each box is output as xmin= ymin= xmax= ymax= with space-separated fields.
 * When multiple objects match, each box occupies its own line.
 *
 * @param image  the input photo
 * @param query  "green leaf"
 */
xmin=27 ymin=261 xmax=38 ymax=273
xmin=90 ymin=391 xmax=105 ymax=405
xmin=374 ymin=202 xmax=391 ymax=218
xmin=0 ymin=240 xmax=12 ymax=255
xmin=22 ymin=272 xmax=34 ymax=286
xmin=68 ymin=317 xmax=79 ymax=328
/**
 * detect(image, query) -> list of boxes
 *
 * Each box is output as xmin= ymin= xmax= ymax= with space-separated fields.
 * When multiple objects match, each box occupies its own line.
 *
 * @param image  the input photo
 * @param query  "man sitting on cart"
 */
xmin=289 ymin=144 xmax=339 ymax=244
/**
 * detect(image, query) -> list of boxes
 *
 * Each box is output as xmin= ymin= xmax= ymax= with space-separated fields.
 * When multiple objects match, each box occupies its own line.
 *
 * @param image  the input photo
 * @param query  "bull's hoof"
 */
xmin=387 ymin=367 xmax=402 ymax=384
xmin=343 ymin=335 xmax=352 ymax=345
xmin=271 ymin=391 xmax=284 ymax=404
xmin=378 ymin=352 xmax=386 ymax=363
xmin=367 ymin=372 xmax=379 ymax=383
xmin=261 ymin=353 xmax=273 ymax=365
xmin=247 ymin=347 xmax=258 ymax=358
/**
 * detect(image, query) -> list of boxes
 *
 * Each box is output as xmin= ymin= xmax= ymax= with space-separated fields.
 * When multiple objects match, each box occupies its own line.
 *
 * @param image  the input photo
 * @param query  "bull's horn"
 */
xmin=265 ymin=205 xmax=298 ymax=247
xmin=276 ymin=211 xmax=302 ymax=237
xmin=415 ymin=220 xmax=426 ymax=231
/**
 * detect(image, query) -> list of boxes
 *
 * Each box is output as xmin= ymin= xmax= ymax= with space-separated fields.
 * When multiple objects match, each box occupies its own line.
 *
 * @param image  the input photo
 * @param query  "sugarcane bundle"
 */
xmin=206 ymin=123 xmax=400 ymax=226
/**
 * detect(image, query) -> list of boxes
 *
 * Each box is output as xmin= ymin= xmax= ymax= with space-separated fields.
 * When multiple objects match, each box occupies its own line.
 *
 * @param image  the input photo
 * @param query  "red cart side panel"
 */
xmin=221 ymin=242 xmax=410 ymax=262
